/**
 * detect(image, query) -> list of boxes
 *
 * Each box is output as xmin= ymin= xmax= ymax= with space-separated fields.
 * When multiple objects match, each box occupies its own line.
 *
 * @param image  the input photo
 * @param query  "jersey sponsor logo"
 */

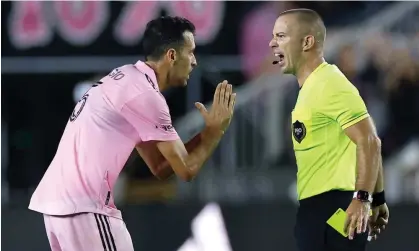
xmin=292 ymin=120 xmax=306 ymax=143
xmin=157 ymin=124 xmax=174 ymax=132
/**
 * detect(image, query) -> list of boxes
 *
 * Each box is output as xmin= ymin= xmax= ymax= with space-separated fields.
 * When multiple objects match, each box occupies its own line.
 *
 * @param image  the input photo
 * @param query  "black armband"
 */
xmin=372 ymin=191 xmax=386 ymax=207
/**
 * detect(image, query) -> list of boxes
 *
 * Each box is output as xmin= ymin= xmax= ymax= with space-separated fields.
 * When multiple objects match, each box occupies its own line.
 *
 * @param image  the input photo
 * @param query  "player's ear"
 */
xmin=166 ymin=48 xmax=177 ymax=65
xmin=302 ymin=35 xmax=315 ymax=51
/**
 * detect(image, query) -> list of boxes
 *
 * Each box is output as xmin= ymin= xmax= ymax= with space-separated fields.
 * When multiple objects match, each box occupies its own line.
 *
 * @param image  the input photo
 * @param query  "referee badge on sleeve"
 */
xmin=292 ymin=120 xmax=306 ymax=143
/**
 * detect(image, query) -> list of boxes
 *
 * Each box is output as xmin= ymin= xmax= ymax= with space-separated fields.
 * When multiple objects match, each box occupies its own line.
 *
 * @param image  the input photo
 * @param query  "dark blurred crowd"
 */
xmin=337 ymin=33 xmax=419 ymax=159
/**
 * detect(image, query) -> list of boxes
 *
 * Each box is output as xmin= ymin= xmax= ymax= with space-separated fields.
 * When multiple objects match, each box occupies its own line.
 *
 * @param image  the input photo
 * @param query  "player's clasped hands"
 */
xmin=195 ymin=80 xmax=236 ymax=133
xmin=344 ymin=199 xmax=371 ymax=240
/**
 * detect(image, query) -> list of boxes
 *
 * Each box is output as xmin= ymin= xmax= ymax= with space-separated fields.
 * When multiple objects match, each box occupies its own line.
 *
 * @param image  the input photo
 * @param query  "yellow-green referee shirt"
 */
xmin=292 ymin=62 xmax=370 ymax=200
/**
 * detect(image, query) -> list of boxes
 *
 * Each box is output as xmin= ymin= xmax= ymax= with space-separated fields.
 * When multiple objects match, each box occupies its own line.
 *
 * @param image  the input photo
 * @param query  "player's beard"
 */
xmin=175 ymin=74 xmax=188 ymax=87
xmin=179 ymin=74 xmax=188 ymax=87
xmin=172 ymin=61 xmax=190 ymax=87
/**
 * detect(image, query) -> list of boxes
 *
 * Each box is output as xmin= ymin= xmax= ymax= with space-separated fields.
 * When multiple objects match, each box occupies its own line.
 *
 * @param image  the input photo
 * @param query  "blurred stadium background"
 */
xmin=1 ymin=1 xmax=419 ymax=251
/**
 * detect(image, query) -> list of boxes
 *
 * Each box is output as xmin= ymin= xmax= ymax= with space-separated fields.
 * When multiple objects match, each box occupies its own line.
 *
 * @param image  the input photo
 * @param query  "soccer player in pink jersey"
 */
xmin=29 ymin=16 xmax=236 ymax=251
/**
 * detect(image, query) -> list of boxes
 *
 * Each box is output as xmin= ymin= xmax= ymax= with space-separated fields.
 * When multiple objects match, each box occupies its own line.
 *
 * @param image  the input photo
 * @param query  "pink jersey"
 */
xmin=29 ymin=60 xmax=180 ymax=219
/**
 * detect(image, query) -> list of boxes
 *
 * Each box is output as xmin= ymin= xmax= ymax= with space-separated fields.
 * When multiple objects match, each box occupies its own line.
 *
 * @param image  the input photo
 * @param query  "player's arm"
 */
xmin=124 ymin=82 xmax=235 ymax=182
xmin=155 ymin=127 xmax=223 ymax=181
xmin=155 ymin=82 xmax=234 ymax=181
xmin=135 ymin=141 xmax=173 ymax=180
xmin=344 ymin=117 xmax=381 ymax=194
xmin=135 ymin=134 xmax=202 ymax=180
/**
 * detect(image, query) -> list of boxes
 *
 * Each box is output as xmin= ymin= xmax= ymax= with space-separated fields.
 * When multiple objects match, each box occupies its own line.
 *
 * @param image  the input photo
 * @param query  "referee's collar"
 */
xmin=301 ymin=62 xmax=328 ymax=89
xmin=312 ymin=62 xmax=328 ymax=75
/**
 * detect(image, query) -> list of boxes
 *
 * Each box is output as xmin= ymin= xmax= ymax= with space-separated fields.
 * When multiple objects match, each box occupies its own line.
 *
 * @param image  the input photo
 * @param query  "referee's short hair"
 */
xmin=279 ymin=8 xmax=326 ymax=46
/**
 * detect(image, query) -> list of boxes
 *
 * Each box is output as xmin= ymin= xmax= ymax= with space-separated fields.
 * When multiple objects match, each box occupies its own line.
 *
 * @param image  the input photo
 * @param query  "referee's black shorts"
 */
xmin=294 ymin=190 xmax=368 ymax=251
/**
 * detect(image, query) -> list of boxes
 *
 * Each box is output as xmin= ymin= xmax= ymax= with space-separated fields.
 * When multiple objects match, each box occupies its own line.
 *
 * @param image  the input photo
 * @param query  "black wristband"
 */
xmin=372 ymin=191 xmax=386 ymax=207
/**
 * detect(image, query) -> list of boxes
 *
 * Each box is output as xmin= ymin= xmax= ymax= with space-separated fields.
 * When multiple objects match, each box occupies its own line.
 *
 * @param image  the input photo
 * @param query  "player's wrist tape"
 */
xmin=372 ymin=191 xmax=386 ymax=207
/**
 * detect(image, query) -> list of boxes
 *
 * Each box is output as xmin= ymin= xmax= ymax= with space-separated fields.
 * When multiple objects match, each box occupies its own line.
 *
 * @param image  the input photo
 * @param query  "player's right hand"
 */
xmin=195 ymin=80 xmax=236 ymax=133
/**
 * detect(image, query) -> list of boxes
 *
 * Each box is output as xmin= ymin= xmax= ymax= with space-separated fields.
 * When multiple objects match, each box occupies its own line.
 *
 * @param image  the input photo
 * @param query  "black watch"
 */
xmin=353 ymin=190 xmax=372 ymax=203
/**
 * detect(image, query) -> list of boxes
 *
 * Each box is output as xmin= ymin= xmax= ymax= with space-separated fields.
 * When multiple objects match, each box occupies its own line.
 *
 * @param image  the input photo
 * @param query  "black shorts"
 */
xmin=294 ymin=190 xmax=368 ymax=251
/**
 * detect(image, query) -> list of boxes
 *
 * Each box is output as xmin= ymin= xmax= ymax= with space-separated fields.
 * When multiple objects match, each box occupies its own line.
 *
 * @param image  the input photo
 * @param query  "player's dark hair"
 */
xmin=143 ymin=16 xmax=196 ymax=61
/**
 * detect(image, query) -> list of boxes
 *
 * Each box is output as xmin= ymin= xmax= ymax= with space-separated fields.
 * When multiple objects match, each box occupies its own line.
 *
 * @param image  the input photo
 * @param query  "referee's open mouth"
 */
xmin=272 ymin=53 xmax=285 ymax=66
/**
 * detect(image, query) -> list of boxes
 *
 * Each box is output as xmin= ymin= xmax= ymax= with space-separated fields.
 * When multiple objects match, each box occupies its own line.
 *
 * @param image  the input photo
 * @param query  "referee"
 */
xmin=269 ymin=9 xmax=389 ymax=251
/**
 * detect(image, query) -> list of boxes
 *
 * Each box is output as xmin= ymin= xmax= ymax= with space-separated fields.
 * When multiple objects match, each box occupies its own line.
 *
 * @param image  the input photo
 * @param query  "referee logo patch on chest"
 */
xmin=292 ymin=120 xmax=306 ymax=143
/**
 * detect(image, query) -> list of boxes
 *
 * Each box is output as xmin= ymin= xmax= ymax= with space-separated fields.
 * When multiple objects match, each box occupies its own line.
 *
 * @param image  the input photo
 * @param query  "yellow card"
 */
xmin=326 ymin=208 xmax=348 ymax=237
xmin=327 ymin=208 xmax=373 ymax=237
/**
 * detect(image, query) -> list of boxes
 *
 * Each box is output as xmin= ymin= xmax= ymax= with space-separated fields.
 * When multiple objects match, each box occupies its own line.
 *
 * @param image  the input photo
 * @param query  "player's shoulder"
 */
xmin=121 ymin=61 xmax=164 ymax=102
xmin=107 ymin=60 xmax=153 ymax=78
xmin=110 ymin=64 xmax=148 ymax=83
xmin=105 ymin=61 xmax=158 ymax=91
xmin=98 ymin=62 xmax=161 ymax=111
xmin=99 ymin=64 xmax=140 ymax=88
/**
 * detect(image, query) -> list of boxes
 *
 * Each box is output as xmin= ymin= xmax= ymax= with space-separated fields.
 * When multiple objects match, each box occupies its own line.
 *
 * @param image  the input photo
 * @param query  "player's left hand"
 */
xmin=195 ymin=81 xmax=236 ymax=133
xmin=344 ymin=199 xmax=371 ymax=240
xmin=368 ymin=203 xmax=389 ymax=241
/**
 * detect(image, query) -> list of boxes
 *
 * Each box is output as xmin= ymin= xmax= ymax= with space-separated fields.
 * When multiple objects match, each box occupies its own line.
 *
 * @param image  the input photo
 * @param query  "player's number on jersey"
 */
xmin=69 ymin=81 xmax=103 ymax=122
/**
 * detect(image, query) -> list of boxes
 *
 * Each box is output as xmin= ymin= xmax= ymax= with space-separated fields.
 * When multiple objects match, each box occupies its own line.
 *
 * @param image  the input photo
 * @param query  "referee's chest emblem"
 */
xmin=292 ymin=120 xmax=306 ymax=143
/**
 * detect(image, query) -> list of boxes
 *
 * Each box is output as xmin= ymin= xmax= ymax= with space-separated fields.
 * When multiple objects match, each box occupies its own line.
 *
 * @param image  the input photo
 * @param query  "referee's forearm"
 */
xmin=355 ymin=137 xmax=381 ymax=194
xmin=374 ymin=156 xmax=384 ymax=193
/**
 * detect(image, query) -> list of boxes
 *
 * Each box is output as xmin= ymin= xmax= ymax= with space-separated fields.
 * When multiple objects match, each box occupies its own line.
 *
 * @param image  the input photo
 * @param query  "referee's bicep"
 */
xmin=323 ymin=90 xmax=369 ymax=129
